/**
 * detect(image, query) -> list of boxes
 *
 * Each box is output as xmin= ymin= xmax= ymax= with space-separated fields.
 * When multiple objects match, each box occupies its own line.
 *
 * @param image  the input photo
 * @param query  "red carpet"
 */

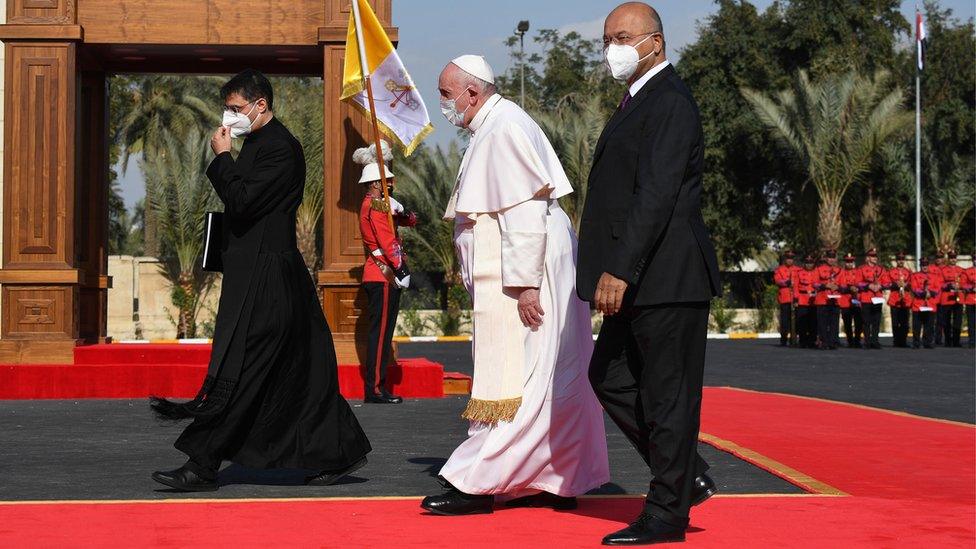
xmin=0 ymin=496 xmax=972 ymax=548
xmin=1 ymin=388 xmax=973 ymax=547
xmin=0 ymin=344 xmax=445 ymax=399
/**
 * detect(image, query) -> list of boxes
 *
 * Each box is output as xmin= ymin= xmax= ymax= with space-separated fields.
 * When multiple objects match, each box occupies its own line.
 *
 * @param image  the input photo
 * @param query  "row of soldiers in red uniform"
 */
xmin=774 ymin=249 xmax=976 ymax=350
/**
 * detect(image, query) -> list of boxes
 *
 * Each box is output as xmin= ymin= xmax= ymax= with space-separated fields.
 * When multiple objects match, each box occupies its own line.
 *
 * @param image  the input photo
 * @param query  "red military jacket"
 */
xmin=857 ymin=264 xmax=888 ymax=304
xmin=886 ymin=266 xmax=913 ymax=308
xmin=773 ymin=264 xmax=798 ymax=304
xmin=836 ymin=268 xmax=860 ymax=308
xmin=965 ymin=267 xmax=976 ymax=306
xmin=814 ymin=264 xmax=842 ymax=306
xmin=359 ymin=195 xmax=405 ymax=284
xmin=792 ymin=268 xmax=819 ymax=306
xmin=939 ymin=264 xmax=965 ymax=306
xmin=909 ymin=267 xmax=942 ymax=312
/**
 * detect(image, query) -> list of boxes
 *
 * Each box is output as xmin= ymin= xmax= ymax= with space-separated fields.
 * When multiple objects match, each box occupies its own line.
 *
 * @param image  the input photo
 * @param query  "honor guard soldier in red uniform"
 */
xmin=910 ymin=257 xmax=942 ymax=349
xmin=792 ymin=254 xmax=819 ymax=348
xmin=964 ymin=252 xmax=976 ymax=349
xmin=887 ymin=252 xmax=913 ymax=348
xmin=356 ymin=141 xmax=417 ymax=404
xmin=933 ymin=250 xmax=948 ymax=345
xmin=814 ymin=250 xmax=841 ymax=349
xmin=773 ymin=250 xmax=799 ymax=346
xmin=939 ymin=250 xmax=965 ymax=347
xmin=838 ymin=253 xmax=863 ymax=348
xmin=857 ymin=248 xmax=888 ymax=349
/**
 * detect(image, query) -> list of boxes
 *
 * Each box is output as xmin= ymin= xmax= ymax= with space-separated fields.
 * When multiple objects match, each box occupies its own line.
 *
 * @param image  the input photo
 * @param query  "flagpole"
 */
xmin=351 ymin=0 xmax=395 ymax=230
xmin=914 ymin=7 xmax=922 ymax=270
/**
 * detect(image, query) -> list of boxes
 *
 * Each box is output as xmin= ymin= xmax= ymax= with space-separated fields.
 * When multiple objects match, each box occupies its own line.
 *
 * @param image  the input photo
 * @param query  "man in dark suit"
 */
xmin=577 ymin=3 xmax=721 ymax=545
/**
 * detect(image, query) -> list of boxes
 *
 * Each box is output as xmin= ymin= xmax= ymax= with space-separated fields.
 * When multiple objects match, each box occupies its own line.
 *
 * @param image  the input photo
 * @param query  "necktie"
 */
xmin=619 ymin=91 xmax=632 ymax=110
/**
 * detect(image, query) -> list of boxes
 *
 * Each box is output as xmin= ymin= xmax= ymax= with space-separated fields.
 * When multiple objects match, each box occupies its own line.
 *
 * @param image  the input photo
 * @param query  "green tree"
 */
xmin=743 ymin=70 xmax=914 ymax=251
xmin=143 ymin=133 xmax=221 ymax=338
xmin=115 ymin=75 xmax=221 ymax=256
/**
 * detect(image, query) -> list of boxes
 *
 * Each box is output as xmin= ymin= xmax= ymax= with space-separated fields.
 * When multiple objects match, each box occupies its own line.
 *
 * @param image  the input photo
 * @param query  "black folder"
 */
xmin=202 ymin=211 xmax=223 ymax=273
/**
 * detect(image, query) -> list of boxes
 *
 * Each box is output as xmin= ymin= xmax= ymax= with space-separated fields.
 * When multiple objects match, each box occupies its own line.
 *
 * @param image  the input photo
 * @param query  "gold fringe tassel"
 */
xmin=461 ymin=397 xmax=522 ymax=425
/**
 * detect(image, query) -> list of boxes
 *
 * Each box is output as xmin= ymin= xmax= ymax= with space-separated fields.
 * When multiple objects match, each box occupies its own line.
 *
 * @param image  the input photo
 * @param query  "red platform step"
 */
xmin=0 ymin=344 xmax=449 ymax=400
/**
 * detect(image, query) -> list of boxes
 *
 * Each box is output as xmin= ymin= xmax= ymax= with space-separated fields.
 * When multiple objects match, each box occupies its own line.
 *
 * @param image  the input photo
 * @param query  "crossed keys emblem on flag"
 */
xmin=384 ymin=76 xmax=421 ymax=111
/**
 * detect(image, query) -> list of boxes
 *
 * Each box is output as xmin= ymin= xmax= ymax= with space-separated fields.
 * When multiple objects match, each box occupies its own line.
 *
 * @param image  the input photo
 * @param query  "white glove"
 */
xmin=389 ymin=196 xmax=405 ymax=214
xmin=394 ymin=274 xmax=411 ymax=289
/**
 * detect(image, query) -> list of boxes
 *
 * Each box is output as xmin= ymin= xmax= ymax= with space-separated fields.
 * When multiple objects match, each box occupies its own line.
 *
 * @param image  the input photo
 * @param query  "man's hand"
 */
xmin=516 ymin=287 xmax=545 ymax=329
xmin=595 ymin=272 xmax=628 ymax=316
xmin=211 ymin=126 xmax=232 ymax=156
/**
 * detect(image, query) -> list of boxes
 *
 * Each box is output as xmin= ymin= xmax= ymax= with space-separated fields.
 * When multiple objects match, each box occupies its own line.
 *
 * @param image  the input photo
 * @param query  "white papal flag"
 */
xmin=340 ymin=0 xmax=433 ymax=156
xmin=916 ymin=10 xmax=927 ymax=71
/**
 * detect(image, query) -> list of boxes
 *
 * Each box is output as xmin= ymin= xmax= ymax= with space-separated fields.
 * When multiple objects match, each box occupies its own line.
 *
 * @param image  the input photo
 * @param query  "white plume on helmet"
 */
xmin=354 ymin=140 xmax=395 ymax=184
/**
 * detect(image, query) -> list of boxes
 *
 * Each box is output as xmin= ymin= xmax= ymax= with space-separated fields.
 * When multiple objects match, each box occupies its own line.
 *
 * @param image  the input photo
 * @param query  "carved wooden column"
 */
xmin=318 ymin=0 xmax=394 ymax=364
xmin=0 ymin=0 xmax=85 ymax=363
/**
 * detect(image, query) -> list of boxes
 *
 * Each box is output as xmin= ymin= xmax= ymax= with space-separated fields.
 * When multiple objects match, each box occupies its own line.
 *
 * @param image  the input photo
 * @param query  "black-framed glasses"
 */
xmin=224 ymin=100 xmax=257 ymax=114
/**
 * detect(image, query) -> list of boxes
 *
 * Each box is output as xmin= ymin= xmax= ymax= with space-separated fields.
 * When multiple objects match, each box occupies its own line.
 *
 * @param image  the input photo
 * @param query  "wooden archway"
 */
xmin=0 ymin=0 xmax=392 ymax=363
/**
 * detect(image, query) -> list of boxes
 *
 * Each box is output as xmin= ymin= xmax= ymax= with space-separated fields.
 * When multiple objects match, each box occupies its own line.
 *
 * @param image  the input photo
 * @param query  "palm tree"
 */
xmin=394 ymin=143 xmax=464 ymax=286
xmin=142 ymin=132 xmax=222 ymax=338
xmin=532 ymin=92 xmax=609 ymax=231
xmin=923 ymin=154 xmax=975 ymax=254
xmin=115 ymin=76 xmax=222 ymax=257
xmin=743 ymin=70 xmax=913 ymax=250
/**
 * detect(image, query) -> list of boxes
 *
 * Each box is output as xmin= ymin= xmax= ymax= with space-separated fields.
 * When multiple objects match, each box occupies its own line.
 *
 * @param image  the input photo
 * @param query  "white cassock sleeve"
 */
xmin=497 ymin=197 xmax=548 ymax=288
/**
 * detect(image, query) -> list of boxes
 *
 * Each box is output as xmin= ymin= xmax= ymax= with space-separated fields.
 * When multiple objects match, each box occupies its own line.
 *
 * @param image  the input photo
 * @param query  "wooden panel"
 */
xmin=8 ymin=0 xmax=75 ymax=24
xmin=326 ymin=0 xmax=390 ymax=26
xmin=0 ymin=269 xmax=82 ymax=283
xmin=0 ymin=24 xmax=83 ymax=40
xmin=321 ymin=44 xmax=372 ymax=273
xmin=0 ymin=339 xmax=78 ymax=363
xmin=3 ymin=42 xmax=76 ymax=270
xmin=2 ymin=285 xmax=75 ymax=339
xmin=77 ymin=0 xmax=329 ymax=45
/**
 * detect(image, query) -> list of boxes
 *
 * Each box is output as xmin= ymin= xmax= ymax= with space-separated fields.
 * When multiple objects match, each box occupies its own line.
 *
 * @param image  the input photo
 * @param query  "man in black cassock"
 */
xmin=150 ymin=70 xmax=371 ymax=491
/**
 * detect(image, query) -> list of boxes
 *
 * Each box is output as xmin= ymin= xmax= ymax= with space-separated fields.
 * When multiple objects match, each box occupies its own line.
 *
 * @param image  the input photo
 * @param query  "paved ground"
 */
xmin=402 ymin=338 xmax=976 ymax=423
xmin=0 ymin=339 xmax=970 ymax=502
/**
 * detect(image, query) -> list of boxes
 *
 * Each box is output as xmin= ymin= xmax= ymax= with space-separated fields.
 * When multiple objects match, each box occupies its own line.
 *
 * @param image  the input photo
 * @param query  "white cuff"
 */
xmin=501 ymin=230 xmax=546 ymax=288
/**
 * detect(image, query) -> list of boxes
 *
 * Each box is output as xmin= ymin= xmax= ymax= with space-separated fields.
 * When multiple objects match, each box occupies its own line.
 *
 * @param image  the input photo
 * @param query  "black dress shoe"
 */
xmin=505 ymin=492 xmax=578 ymax=510
xmin=421 ymin=489 xmax=494 ymax=516
xmin=152 ymin=465 xmax=218 ymax=492
xmin=602 ymin=513 xmax=685 ymax=545
xmin=306 ymin=457 xmax=368 ymax=486
xmin=691 ymin=473 xmax=718 ymax=506
xmin=364 ymin=392 xmax=403 ymax=404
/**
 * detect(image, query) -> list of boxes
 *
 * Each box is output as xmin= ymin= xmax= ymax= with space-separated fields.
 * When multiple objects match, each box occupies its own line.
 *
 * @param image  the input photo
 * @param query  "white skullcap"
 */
xmin=451 ymin=54 xmax=495 ymax=84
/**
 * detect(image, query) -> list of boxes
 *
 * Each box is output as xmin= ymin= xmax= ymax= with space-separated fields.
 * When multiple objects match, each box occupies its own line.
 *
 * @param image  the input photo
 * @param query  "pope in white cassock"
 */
xmin=420 ymin=55 xmax=609 ymax=516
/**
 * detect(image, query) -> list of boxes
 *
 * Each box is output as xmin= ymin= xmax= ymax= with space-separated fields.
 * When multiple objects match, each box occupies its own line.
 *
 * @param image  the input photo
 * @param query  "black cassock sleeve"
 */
xmin=206 ymin=139 xmax=295 ymax=220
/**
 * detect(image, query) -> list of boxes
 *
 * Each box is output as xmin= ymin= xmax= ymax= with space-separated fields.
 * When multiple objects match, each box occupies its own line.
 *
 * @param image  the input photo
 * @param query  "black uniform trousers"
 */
xmin=841 ymin=306 xmax=863 ymax=347
xmin=890 ymin=307 xmax=910 ymax=347
xmin=589 ymin=302 xmax=710 ymax=528
xmin=778 ymin=303 xmax=793 ymax=345
xmin=795 ymin=305 xmax=817 ymax=348
xmin=935 ymin=306 xmax=946 ymax=345
xmin=817 ymin=302 xmax=840 ymax=348
xmin=944 ymin=303 xmax=963 ymax=347
xmin=861 ymin=303 xmax=883 ymax=348
xmin=912 ymin=311 xmax=936 ymax=348
xmin=363 ymin=281 xmax=401 ymax=396
xmin=967 ymin=305 xmax=976 ymax=348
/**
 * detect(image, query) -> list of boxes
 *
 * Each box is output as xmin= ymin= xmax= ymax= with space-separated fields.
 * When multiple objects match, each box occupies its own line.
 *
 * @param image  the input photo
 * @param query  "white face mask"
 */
xmin=222 ymin=101 xmax=260 ymax=139
xmin=440 ymin=88 xmax=472 ymax=128
xmin=605 ymin=35 xmax=653 ymax=82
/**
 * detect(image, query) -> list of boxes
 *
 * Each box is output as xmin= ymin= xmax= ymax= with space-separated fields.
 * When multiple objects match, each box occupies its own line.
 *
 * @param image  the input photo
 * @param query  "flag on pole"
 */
xmin=341 ymin=0 xmax=433 ymax=156
xmin=916 ymin=10 xmax=927 ymax=71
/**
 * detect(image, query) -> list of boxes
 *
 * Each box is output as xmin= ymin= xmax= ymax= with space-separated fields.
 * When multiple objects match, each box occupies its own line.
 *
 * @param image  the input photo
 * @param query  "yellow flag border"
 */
xmin=345 ymin=97 xmax=434 ymax=157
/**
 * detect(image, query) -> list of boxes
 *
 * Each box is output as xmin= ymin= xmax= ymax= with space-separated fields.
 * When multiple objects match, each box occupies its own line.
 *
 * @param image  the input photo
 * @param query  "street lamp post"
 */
xmin=516 ymin=20 xmax=529 ymax=107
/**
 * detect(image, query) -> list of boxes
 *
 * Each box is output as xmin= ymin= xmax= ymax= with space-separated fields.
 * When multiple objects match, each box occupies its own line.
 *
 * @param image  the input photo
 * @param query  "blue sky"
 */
xmin=115 ymin=0 xmax=974 ymax=211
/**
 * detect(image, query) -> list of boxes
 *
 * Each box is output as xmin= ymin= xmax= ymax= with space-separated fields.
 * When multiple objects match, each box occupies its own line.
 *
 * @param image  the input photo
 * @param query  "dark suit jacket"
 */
xmin=577 ymin=64 xmax=720 ymax=306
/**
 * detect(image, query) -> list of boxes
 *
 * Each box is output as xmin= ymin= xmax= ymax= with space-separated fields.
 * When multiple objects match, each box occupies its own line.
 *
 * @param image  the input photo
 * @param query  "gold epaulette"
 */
xmin=370 ymin=198 xmax=391 ymax=213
